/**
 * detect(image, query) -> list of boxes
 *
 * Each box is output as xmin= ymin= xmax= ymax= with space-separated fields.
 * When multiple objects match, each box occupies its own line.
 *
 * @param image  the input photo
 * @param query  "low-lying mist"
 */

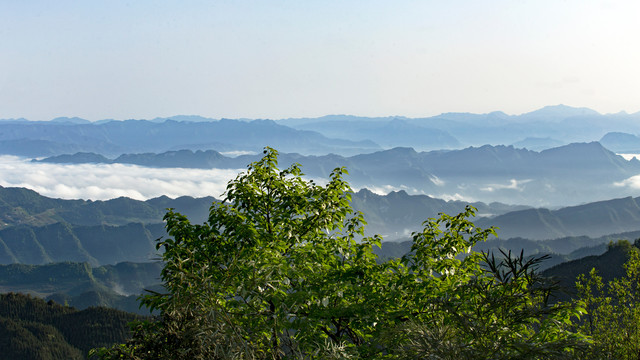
xmin=0 ymin=156 xmax=243 ymax=200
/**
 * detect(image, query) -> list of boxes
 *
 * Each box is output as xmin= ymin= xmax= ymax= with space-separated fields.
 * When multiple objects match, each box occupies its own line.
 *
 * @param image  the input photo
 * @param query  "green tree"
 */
xmin=93 ymin=148 xmax=587 ymax=359
xmin=382 ymin=210 xmax=588 ymax=360
xmin=575 ymin=241 xmax=640 ymax=359
xmin=95 ymin=148 xmax=391 ymax=359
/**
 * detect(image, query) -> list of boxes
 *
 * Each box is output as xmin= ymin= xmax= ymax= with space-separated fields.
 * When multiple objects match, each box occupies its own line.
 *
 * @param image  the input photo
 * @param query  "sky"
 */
xmin=1 ymin=0 xmax=639 ymax=121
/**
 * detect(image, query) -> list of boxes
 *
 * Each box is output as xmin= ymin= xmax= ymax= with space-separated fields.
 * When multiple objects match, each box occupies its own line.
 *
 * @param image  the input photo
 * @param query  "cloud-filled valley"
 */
xmin=0 ymin=156 xmax=244 ymax=201
xmin=3 ymin=108 xmax=640 ymax=206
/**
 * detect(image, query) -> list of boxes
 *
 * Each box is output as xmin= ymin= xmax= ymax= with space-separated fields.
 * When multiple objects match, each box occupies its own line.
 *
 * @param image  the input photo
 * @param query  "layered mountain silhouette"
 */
xmin=2 ymin=185 xmax=640 ymax=267
xmin=476 ymin=196 xmax=640 ymax=240
xmin=279 ymin=105 xmax=640 ymax=150
xmin=38 ymin=141 xmax=640 ymax=206
xmin=0 ymin=119 xmax=380 ymax=157
xmin=0 ymin=185 xmax=527 ymax=265
xmin=0 ymin=262 xmax=162 ymax=314
xmin=600 ymin=132 xmax=640 ymax=153
xmin=4 ymin=105 xmax=640 ymax=158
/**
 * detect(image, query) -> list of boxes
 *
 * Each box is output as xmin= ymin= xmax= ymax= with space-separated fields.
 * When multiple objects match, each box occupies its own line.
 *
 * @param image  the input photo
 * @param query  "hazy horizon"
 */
xmin=2 ymin=1 xmax=639 ymax=121
xmin=1 ymin=103 xmax=636 ymax=123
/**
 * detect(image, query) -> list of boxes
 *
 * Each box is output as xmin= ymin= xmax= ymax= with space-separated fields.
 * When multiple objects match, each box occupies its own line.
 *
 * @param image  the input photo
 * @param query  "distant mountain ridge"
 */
xmin=0 ymin=185 xmax=527 ymax=266
xmin=0 ymin=222 xmax=165 ymax=265
xmin=476 ymin=196 xmax=640 ymax=240
xmin=0 ymin=186 xmax=214 ymax=229
xmin=5 ymin=105 xmax=640 ymax=158
xmin=0 ymin=119 xmax=381 ymax=157
xmin=541 ymin=240 xmax=640 ymax=302
xmin=2 ymin=184 xmax=640 ymax=269
xmin=37 ymin=141 xmax=640 ymax=206
xmin=0 ymin=261 xmax=162 ymax=314
xmin=279 ymin=105 xmax=640 ymax=151
xmin=600 ymin=132 xmax=640 ymax=153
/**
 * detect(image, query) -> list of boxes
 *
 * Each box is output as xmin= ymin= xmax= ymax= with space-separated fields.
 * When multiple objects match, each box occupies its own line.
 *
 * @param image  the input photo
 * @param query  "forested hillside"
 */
xmin=0 ymin=186 xmax=214 ymax=229
xmin=542 ymin=240 xmax=640 ymax=301
xmin=0 ymin=222 xmax=164 ymax=265
xmin=0 ymin=293 xmax=143 ymax=359
xmin=0 ymin=262 xmax=161 ymax=315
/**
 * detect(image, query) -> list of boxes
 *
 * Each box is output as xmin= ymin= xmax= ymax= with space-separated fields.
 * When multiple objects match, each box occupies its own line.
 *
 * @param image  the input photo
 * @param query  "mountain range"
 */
xmin=278 ymin=105 xmax=640 ymax=151
xmin=37 ymin=141 xmax=640 ymax=206
xmin=0 ymin=261 xmax=162 ymax=314
xmin=0 ymin=119 xmax=379 ymax=157
xmin=3 ymin=184 xmax=640 ymax=269
xmin=4 ymin=105 xmax=640 ymax=158
xmin=5 ymin=105 xmax=640 ymax=325
xmin=0 ymin=185 xmax=528 ymax=265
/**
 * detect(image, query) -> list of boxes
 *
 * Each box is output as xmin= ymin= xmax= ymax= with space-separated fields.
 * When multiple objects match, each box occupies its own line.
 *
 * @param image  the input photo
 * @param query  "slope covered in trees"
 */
xmin=0 ymin=185 xmax=215 ymax=229
xmin=0 ymin=261 xmax=162 ymax=315
xmin=3 ymin=184 xmax=639 ymax=267
xmin=0 ymin=292 xmax=142 ymax=359
xmin=0 ymin=222 xmax=165 ymax=265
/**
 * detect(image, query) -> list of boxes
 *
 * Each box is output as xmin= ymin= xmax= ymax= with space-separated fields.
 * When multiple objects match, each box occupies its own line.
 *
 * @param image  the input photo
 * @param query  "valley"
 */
xmin=2 ymin=106 xmax=640 ymax=357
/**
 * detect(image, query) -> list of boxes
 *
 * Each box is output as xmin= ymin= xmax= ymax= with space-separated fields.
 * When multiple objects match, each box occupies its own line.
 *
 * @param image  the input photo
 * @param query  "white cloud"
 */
xmin=5 ymin=156 xmax=445 ymax=202
xmin=429 ymin=175 xmax=445 ymax=186
xmin=220 ymin=150 xmax=257 ymax=157
xmin=428 ymin=193 xmax=475 ymax=202
xmin=618 ymin=153 xmax=640 ymax=161
xmin=357 ymin=184 xmax=423 ymax=196
xmin=480 ymin=179 xmax=532 ymax=192
xmin=614 ymin=175 xmax=640 ymax=189
xmin=0 ymin=156 xmax=243 ymax=200
xmin=361 ymin=185 xmax=403 ymax=196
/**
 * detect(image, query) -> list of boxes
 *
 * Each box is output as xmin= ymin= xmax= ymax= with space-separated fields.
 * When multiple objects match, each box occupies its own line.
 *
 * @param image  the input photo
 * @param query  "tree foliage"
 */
xmin=575 ymin=241 xmax=640 ymax=359
xmin=0 ymin=292 xmax=140 ymax=360
xmin=93 ymin=148 xmax=587 ymax=359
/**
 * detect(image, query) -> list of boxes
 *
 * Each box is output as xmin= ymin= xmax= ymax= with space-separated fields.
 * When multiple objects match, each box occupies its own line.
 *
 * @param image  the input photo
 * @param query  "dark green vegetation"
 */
xmin=0 ymin=262 xmax=161 ymax=315
xmin=567 ymin=241 xmax=640 ymax=359
xmin=0 ymin=186 xmax=212 ymax=265
xmin=1 ymin=181 xmax=635 ymax=265
xmin=542 ymin=240 xmax=640 ymax=300
xmin=4 ymin=147 xmax=640 ymax=358
xmin=94 ymin=149 xmax=588 ymax=359
xmin=0 ymin=292 xmax=142 ymax=359
xmin=0 ymin=186 xmax=214 ymax=230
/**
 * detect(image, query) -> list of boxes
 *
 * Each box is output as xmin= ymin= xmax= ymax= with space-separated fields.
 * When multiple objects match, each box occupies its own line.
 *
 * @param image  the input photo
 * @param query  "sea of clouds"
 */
xmin=3 ymin=154 xmax=640 ymax=205
xmin=0 ymin=156 xmax=472 ymax=203
xmin=0 ymin=156 xmax=244 ymax=200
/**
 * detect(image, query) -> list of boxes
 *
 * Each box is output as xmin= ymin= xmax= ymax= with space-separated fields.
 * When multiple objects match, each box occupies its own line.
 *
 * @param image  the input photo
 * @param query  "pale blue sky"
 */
xmin=1 ymin=0 xmax=639 ymax=120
